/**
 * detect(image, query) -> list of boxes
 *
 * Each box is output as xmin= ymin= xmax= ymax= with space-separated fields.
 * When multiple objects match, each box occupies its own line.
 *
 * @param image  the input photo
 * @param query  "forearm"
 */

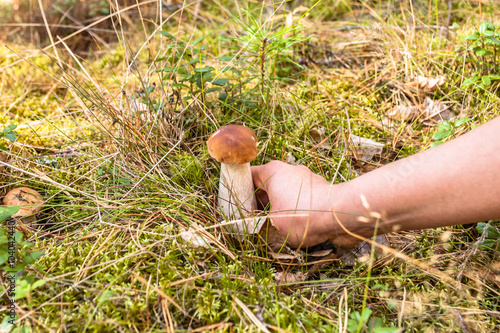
xmin=328 ymin=117 xmax=500 ymax=246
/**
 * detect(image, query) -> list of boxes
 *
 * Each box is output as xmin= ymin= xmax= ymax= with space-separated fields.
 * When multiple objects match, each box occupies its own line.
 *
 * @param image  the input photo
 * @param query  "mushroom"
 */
xmin=3 ymin=187 xmax=43 ymax=223
xmin=207 ymin=125 xmax=258 ymax=219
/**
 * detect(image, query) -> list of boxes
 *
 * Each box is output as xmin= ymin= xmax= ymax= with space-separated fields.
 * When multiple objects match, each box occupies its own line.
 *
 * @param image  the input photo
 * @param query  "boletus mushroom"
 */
xmin=207 ymin=125 xmax=258 ymax=219
xmin=3 ymin=187 xmax=43 ymax=223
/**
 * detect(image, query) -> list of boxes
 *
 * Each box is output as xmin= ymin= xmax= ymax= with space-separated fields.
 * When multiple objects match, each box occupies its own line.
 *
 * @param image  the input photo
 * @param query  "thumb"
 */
xmin=251 ymin=164 xmax=269 ymax=192
xmin=251 ymin=160 xmax=283 ymax=191
xmin=252 ymin=162 xmax=283 ymax=208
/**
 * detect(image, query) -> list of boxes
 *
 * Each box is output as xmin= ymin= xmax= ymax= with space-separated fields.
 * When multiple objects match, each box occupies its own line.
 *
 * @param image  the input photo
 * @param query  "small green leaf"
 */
xmin=347 ymin=319 xmax=359 ymax=333
xmin=0 ymin=249 xmax=9 ymax=266
xmin=177 ymin=66 xmax=188 ymax=75
xmin=477 ymin=222 xmax=500 ymax=239
xmin=193 ymin=66 xmax=215 ymax=73
xmin=203 ymin=87 xmax=222 ymax=93
xmin=190 ymin=58 xmax=203 ymax=65
xmin=470 ymin=45 xmax=481 ymax=52
xmin=14 ymin=279 xmax=45 ymax=300
xmin=479 ymin=22 xmax=491 ymax=35
xmin=461 ymin=76 xmax=479 ymax=87
xmin=433 ymin=130 xmax=450 ymax=141
xmin=465 ymin=34 xmax=479 ymax=41
xmin=14 ymin=232 xmax=23 ymax=243
xmin=0 ymin=206 xmax=20 ymax=223
xmin=191 ymin=36 xmax=204 ymax=46
xmin=481 ymin=238 xmax=500 ymax=250
xmin=158 ymin=30 xmax=175 ymax=39
xmin=483 ymin=29 xmax=494 ymax=36
xmin=1 ymin=315 xmax=15 ymax=333
xmin=486 ymin=36 xmax=500 ymax=45
xmin=218 ymin=93 xmax=229 ymax=102
xmin=482 ymin=75 xmax=491 ymax=86
xmin=229 ymin=67 xmax=241 ymax=76
xmin=22 ymin=250 xmax=44 ymax=266
xmin=489 ymin=74 xmax=500 ymax=80
xmin=451 ymin=22 xmax=460 ymax=29
xmin=211 ymin=78 xmax=229 ymax=86
xmin=4 ymin=124 xmax=17 ymax=133
xmin=218 ymin=56 xmax=234 ymax=61
xmin=454 ymin=118 xmax=469 ymax=127
xmin=360 ymin=308 xmax=372 ymax=323
xmin=5 ymin=132 xmax=17 ymax=142
xmin=476 ymin=49 xmax=487 ymax=56
xmin=200 ymin=72 xmax=215 ymax=81
xmin=32 ymin=279 xmax=46 ymax=290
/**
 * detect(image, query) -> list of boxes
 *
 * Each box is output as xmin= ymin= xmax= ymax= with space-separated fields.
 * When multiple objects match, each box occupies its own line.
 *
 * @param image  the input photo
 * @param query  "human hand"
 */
xmin=251 ymin=160 xmax=341 ymax=248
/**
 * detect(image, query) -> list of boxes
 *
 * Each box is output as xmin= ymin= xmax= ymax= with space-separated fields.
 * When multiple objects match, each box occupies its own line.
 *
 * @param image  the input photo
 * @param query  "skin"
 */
xmin=251 ymin=116 xmax=500 ymax=248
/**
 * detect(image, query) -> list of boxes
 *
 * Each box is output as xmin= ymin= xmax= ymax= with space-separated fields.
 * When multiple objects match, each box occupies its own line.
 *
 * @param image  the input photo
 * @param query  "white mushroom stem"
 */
xmin=219 ymin=162 xmax=257 ymax=219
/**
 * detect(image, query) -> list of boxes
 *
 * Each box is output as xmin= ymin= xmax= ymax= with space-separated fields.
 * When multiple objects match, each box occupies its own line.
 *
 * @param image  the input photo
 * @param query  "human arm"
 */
xmin=251 ymin=116 xmax=500 ymax=248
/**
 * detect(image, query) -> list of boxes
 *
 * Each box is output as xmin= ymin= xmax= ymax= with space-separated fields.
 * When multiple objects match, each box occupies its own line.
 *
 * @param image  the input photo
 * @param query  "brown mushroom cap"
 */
xmin=3 ymin=187 xmax=43 ymax=217
xmin=207 ymin=125 xmax=257 ymax=164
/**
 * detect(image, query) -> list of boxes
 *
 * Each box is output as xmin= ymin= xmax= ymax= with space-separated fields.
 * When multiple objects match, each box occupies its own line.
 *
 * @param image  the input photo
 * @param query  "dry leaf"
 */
xmin=259 ymin=218 xmax=290 ymax=252
xmin=310 ymin=126 xmax=331 ymax=149
xmin=274 ymin=271 xmax=306 ymax=284
xmin=307 ymin=249 xmax=334 ymax=258
xmin=386 ymin=104 xmax=419 ymax=121
xmin=286 ymin=152 xmax=297 ymax=164
xmin=349 ymin=134 xmax=384 ymax=162
xmin=222 ymin=216 xmax=268 ymax=241
xmin=307 ymin=252 xmax=338 ymax=275
xmin=387 ymin=97 xmax=453 ymax=124
xmin=337 ymin=235 xmax=390 ymax=266
xmin=269 ymin=252 xmax=298 ymax=261
xmin=422 ymin=97 xmax=454 ymax=123
xmin=129 ymin=99 xmax=148 ymax=112
xmin=413 ymin=75 xmax=446 ymax=91
xmin=180 ymin=227 xmax=214 ymax=248
xmin=293 ymin=5 xmax=310 ymax=15
xmin=380 ymin=116 xmax=397 ymax=131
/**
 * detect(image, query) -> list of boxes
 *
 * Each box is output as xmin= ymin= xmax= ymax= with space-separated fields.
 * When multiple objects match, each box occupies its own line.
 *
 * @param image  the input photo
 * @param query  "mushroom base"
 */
xmin=219 ymin=163 xmax=257 ymax=219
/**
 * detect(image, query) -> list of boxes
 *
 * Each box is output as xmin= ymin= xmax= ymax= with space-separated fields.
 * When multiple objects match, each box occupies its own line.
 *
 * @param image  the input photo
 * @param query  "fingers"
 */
xmin=251 ymin=160 xmax=287 ymax=191
xmin=252 ymin=161 xmax=288 ymax=208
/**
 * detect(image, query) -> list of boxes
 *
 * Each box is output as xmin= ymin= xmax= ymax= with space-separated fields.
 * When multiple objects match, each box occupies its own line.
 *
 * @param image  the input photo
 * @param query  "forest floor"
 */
xmin=0 ymin=0 xmax=499 ymax=332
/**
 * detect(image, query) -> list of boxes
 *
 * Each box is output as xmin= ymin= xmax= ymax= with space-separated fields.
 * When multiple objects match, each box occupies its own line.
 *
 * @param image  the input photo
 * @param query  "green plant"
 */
xmin=0 ymin=206 xmax=45 ymax=296
xmin=228 ymin=9 xmax=308 ymax=106
xmin=431 ymin=118 xmax=470 ymax=147
xmin=476 ymin=221 xmax=500 ymax=251
xmin=461 ymin=21 xmax=500 ymax=88
xmin=0 ymin=124 xmax=17 ymax=150
xmin=88 ymin=0 xmax=109 ymax=16
xmin=154 ymin=31 xmax=236 ymax=113
xmin=347 ymin=308 xmax=399 ymax=333
xmin=154 ymin=7 xmax=308 ymax=117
